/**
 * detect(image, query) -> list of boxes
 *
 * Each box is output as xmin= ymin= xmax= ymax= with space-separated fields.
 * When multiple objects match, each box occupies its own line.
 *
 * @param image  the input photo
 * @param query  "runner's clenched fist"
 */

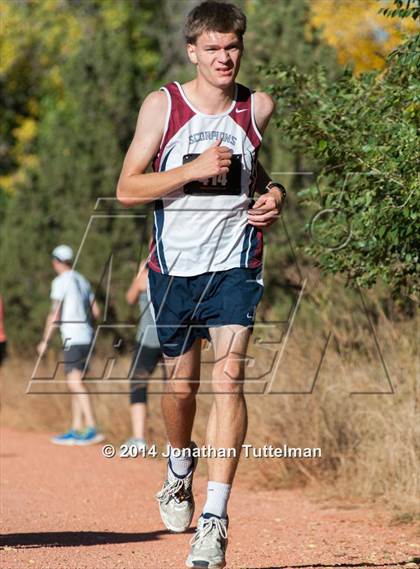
xmin=186 ymin=139 xmax=232 ymax=180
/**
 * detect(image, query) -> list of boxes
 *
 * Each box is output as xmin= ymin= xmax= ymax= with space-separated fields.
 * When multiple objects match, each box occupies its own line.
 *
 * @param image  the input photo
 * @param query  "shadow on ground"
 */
xmin=247 ymin=562 xmax=416 ymax=569
xmin=0 ymin=528 xmax=194 ymax=549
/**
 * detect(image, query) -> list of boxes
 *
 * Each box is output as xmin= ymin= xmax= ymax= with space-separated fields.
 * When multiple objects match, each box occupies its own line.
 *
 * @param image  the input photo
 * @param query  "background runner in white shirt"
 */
xmin=37 ymin=245 xmax=104 ymax=447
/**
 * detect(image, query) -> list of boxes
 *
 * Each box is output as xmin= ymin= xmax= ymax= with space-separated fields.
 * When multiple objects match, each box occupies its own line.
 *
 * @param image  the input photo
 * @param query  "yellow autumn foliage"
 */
xmin=309 ymin=0 xmax=418 ymax=74
xmin=12 ymin=118 xmax=37 ymax=146
xmin=0 ymin=0 xmax=81 ymax=195
xmin=0 ymin=2 xmax=27 ymax=73
xmin=101 ymin=1 xmax=131 ymax=31
xmin=1 ymin=117 xmax=38 ymax=195
xmin=0 ymin=0 xmax=81 ymax=76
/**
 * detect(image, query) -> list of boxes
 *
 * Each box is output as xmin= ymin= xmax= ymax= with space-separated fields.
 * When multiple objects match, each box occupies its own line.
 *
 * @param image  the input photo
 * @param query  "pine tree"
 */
xmin=0 ymin=0 xmax=165 ymax=347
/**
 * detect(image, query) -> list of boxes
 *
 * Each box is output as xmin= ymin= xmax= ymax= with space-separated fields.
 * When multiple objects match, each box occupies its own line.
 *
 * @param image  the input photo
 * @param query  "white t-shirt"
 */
xmin=50 ymin=270 xmax=94 ymax=346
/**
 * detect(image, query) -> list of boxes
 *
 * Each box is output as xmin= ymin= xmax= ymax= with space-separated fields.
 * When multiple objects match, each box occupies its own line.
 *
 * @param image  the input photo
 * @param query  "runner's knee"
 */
xmin=211 ymin=359 xmax=244 ymax=394
xmin=66 ymin=377 xmax=84 ymax=392
xmin=66 ymin=369 xmax=84 ymax=391
xmin=166 ymin=379 xmax=199 ymax=401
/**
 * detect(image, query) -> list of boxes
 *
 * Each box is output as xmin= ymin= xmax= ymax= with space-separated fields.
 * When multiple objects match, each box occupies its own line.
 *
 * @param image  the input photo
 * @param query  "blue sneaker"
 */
xmin=51 ymin=429 xmax=80 ymax=446
xmin=73 ymin=427 xmax=105 ymax=446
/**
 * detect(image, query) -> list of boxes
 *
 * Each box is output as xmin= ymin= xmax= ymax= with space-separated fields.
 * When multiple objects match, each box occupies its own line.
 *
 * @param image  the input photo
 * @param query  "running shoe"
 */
xmin=156 ymin=442 xmax=197 ymax=533
xmin=51 ymin=429 xmax=80 ymax=446
xmin=186 ymin=513 xmax=228 ymax=569
xmin=124 ymin=437 xmax=148 ymax=453
xmin=73 ymin=427 xmax=105 ymax=446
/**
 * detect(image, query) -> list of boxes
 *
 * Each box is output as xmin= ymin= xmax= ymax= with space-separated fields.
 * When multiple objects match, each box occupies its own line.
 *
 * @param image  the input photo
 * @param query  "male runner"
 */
xmin=116 ymin=2 xmax=285 ymax=566
xmin=124 ymin=259 xmax=165 ymax=450
xmin=37 ymin=245 xmax=104 ymax=446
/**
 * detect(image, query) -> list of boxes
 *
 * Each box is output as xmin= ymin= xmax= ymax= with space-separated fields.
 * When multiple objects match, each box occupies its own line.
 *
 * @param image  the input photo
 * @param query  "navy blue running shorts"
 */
xmin=63 ymin=344 xmax=92 ymax=374
xmin=148 ymin=267 xmax=263 ymax=357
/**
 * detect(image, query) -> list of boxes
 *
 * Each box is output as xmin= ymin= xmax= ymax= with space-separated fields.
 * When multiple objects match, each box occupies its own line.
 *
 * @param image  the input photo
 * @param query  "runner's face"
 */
xmin=188 ymin=31 xmax=243 ymax=87
xmin=51 ymin=258 xmax=60 ymax=274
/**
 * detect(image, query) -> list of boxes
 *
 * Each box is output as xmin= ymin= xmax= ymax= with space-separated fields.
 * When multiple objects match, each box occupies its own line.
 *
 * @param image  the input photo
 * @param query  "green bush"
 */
xmin=264 ymin=26 xmax=419 ymax=300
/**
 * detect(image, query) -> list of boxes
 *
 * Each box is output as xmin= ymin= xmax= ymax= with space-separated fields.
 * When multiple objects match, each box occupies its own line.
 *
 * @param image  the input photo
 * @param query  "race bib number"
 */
xmin=183 ymin=153 xmax=242 ymax=195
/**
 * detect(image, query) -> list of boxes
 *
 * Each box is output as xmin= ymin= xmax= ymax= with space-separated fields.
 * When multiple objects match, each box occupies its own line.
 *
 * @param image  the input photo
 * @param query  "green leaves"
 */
xmin=0 ymin=0 xmax=168 ymax=348
xmin=380 ymin=0 xmax=420 ymax=20
xmin=264 ymin=27 xmax=419 ymax=300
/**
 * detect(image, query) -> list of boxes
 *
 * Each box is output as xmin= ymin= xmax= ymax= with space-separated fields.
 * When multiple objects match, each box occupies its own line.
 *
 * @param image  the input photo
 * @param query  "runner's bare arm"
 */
xmin=37 ymin=300 xmax=62 ymax=355
xmin=91 ymin=300 xmax=100 ymax=320
xmin=253 ymin=92 xmax=282 ymax=197
xmin=249 ymin=92 xmax=285 ymax=227
xmin=126 ymin=260 xmax=148 ymax=304
xmin=253 ymin=91 xmax=276 ymax=135
xmin=255 ymin=161 xmax=271 ymax=192
xmin=116 ymin=92 xmax=232 ymax=207
xmin=255 ymin=161 xmax=285 ymax=201
xmin=126 ymin=277 xmax=142 ymax=305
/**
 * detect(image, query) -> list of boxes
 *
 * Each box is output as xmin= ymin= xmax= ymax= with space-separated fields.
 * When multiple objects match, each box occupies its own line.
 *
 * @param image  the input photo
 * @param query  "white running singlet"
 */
xmin=149 ymin=81 xmax=263 ymax=277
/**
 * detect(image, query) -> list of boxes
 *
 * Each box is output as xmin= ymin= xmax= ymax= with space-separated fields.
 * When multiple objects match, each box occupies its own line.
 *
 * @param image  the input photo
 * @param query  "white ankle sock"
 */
xmin=203 ymin=481 xmax=231 ymax=519
xmin=168 ymin=445 xmax=193 ymax=478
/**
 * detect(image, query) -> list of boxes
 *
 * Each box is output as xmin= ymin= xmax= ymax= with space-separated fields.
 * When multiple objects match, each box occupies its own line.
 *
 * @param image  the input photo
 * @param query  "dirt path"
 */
xmin=1 ymin=429 xmax=418 ymax=569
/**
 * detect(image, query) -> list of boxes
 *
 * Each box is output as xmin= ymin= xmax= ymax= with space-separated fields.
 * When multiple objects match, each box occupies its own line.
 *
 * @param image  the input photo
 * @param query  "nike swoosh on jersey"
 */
xmin=235 ymin=108 xmax=247 ymax=113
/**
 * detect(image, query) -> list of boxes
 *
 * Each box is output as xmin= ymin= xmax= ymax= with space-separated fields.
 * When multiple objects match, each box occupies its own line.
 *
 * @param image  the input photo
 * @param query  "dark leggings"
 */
xmin=0 ymin=341 xmax=7 ymax=366
xmin=130 ymin=377 xmax=148 ymax=404
xmin=129 ymin=344 xmax=163 ymax=405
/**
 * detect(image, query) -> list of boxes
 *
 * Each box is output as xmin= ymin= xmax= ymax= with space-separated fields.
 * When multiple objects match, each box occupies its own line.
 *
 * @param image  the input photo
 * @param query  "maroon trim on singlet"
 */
xmin=229 ymin=83 xmax=261 ymax=149
xmin=152 ymin=82 xmax=195 ymax=173
xmin=149 ymin=81 xmax=263 ymax=273
xmin=149 ymin=240 xmax=160 ymax=274
xmin=249 ymin=228 xmax=264 ymax=269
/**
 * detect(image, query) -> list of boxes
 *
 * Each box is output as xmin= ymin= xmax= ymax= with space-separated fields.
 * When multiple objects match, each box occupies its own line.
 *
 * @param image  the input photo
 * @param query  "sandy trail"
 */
xmin=1 ymin=428 xmax=418 ymax=569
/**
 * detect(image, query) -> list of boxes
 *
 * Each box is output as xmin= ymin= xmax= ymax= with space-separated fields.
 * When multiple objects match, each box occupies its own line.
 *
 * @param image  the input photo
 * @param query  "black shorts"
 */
xmin=63 ymin=344 xmax=92 ymax=374
xmin=0 ymin=341 xmax=7 ymax=365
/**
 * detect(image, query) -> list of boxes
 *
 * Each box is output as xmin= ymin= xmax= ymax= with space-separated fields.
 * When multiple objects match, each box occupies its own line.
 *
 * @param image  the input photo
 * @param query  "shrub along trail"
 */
xmin=1 ymin=428 xmax=418 ymax=569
